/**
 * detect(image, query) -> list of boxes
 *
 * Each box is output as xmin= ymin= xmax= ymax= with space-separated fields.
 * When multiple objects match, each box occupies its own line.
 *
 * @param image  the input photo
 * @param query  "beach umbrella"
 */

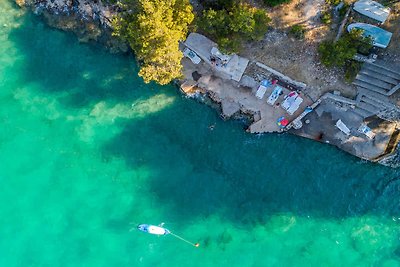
xmin=277 ymin=116 xmax=289 ymax=127
xmin=280 ymin=118 xmax=289 ymax=126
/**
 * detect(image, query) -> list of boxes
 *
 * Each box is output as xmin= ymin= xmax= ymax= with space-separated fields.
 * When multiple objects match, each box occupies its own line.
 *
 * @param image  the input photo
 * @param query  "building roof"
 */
xmin=354 ymin=0 xmax=390 ymax=23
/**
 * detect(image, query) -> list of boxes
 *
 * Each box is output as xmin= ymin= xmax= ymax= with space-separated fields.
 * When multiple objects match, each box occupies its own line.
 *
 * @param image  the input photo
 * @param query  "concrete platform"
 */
xmin=184 ymin=33 xmax=249 ymax=82
xmin=181 ymin=56 xmax=313 ymax=133
xmin=290 ymin=98 xmax=398 ymax=160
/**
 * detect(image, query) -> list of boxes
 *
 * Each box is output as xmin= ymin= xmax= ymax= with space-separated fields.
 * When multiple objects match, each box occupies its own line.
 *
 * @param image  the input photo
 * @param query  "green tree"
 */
xmin=198 ymin=4 xmax=270 ymax=52
xmin=263 ymin=0 xmax=291 ymax=7
xmin=318 ymin=29 xmax=373 ymax=81
xmin=318 ymin=29 xmax=372 ymax=68
xmin=289 ymin=24 xmax=306 ymax=39
xmin=113 ymin=0 xmax=194 ymax=85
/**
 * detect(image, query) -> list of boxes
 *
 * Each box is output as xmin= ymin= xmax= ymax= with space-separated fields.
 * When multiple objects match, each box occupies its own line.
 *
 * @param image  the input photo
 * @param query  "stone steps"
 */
xmin=364 ymin=62 xmax=400 ymax=80
xmin=353 ymin=80 xmax=388 ymax=95
xmin=355 ymin=74 xmax=393 ymax=90
xmin=359 ymin=68 xmax=399 ymax=86
xmin=357 ymin=88 xmax=399 ymax=110
xmin=352 ymin=107 xmax=373 ymax=118
xmin=356 ymin=102 xmax=378 ymax=115
xmin=360 ymin=96 xmax=385 ymax=112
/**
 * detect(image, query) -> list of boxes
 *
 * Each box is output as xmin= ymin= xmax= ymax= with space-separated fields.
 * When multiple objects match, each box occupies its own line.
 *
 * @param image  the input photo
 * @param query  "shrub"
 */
xmin=345 ymin=61 xmax=362 ymax=82
xmin=319 ymin=29 xmax=373 ymax=81
xmin=321 ymin=10 xmax=332 ymax=25
xmin=325 ymin=0 xmax=341 ymax=5
xmin=198 ymin=4 xmax=270 ymax=52
xmin=338 ymin=3 xmax=350 ymax=18
xmin=263 ymin=0 xmax=292 ymax=6
xmin=289 ymin=24 xmax=306 ymax=39
xmin=199 ymin=0 xmax=237 ymax=10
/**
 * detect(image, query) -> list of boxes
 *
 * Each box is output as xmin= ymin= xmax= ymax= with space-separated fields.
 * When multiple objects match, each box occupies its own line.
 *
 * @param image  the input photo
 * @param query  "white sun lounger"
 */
xmin=183 ymin=47 xmax=201 ymax=64
xmin=287 ymin=96 xmax=303 ymax=115
xmin=255 ymin=85 xmax=268 ymax=99
xmin=358 ymin=124 xmax=375 ymax=139
xmin=267 ymin=86 xmax=283 ymax=105
xmin=282 ymin=91 xmax=299 ymax=111
xmin=336 ymin=119 xmax=351 ymax=135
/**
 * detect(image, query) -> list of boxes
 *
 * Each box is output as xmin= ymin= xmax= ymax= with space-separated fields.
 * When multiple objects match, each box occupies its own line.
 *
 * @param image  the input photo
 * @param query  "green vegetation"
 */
xmin=319 ymin=29 xmax=373 ymax=81
xmin=344 ymin=61 xmax=362 ymax=82
xmin=320 ymin=10 xmax=332 ymax=25
xmin=200 ymin=0 xmax=236 ymax=10
xmin=112 ymin=0 xmax=194 ymax=85
xmin=197 ymin=4 xmax=270 ymax=53
xmin=289 ymin=24 xmax=306 ymax=39
xmin=338 ymin=3 xmax=350 ymax=18
xmin=263 ymin=0 xmax=292 ymax=7
xmin=325 ymin=0 xmax=341 ymax=5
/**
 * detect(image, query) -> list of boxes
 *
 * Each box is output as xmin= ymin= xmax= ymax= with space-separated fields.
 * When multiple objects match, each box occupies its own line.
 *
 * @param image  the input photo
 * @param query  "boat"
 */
xmin=347 ymin=23 xmax=392 ymax=49
xmin=136 ymin=223 xmax=200 ymax=247
xmin=353 ymin=0 xmax=390 ymax=24
xmin=137 ymin=224 xmax=171 ymax=235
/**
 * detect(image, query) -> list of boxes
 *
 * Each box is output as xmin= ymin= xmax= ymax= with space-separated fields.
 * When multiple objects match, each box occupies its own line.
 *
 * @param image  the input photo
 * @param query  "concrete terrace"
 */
xmin=291 ymin=95 xmax=398 ymax=160
xmin=179 ymin=33 xmax=400 ymax=164
xmin=181 ymin=33 xmax=312 ymax=133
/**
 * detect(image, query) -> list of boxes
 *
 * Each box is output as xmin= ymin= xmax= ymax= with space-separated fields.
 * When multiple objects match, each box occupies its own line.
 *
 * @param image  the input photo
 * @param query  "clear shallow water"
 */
xmin=1 ymin=1 xmax=400 ymax=266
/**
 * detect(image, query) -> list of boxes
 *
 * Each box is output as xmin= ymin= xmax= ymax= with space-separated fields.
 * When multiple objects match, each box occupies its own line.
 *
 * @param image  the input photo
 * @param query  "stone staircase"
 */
xmin=353 ymin=62 xmax=400 ymax=96
xmin=352 ymin=62 xmax=400 ymax=121
xmin=355 ymin=88 xmax=400 ymax=121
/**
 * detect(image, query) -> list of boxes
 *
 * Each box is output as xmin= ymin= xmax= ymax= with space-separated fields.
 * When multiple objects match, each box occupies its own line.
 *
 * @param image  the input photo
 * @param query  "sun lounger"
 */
xmin=287 ymin=96 xmax=303 ymax=115
xmin=358 ymin=124 xmax=375 ymax=139
xmin=183 ymin=47 xmax=201 ymax=64
xmin=255 ymin=85 xmax=268 ymax=99
xmin=335 ymin=119 xmax=351 ymax=135
xmin=267 ymin=86 xmax=283 ymax=105
xmin=282 ymin=91 xmax=298 ymax=110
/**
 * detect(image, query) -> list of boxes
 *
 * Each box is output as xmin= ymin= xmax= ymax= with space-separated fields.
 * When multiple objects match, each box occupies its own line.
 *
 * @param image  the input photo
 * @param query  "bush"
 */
xmin=199 ymin=0 xmax=237 ymax=10
xmin=198 ymin=4 xmax=270 ymax=53
xmin=263 ymin=0 xmax=292 ymax=6
xmin=321 ymin=10 xmax=332 ymax=25
xmin=325 ymin=0 xmax=341 ymax=5
xmin=289 ymin=24 xmax=306 ymax=39
xmin=345 ymin=61 xmax=362 ymax=82
xmin=319 ymin=29 xmax=373 ymax=81
xmin=338 ymin=4 xmax=350 ymax=18
xmin=318 ymin=39 xmax=356 ymax=67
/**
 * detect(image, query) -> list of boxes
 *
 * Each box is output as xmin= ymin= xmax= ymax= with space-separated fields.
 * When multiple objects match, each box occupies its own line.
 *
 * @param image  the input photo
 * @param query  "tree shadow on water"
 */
xmin=11 ymin=9 xmax=400 ymax=227
xmin=8 ymin=12 xmax=156 ymax=109
xmin=102 ymin=98 xmax=400 ymax=226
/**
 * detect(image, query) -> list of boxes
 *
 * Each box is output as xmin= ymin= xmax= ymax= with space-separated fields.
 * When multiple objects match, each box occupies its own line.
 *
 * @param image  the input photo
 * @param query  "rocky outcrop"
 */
xmin=17 ymin=0 xmax=128 ymax=53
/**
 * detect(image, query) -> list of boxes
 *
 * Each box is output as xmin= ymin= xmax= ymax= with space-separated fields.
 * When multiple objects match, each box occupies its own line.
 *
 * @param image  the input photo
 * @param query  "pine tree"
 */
xmin=114 ymin=0 xmax=194 ymax=85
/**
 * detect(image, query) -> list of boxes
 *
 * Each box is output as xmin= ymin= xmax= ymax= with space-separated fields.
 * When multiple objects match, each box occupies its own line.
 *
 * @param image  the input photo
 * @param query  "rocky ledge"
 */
xmin=16 ymin=0 xmax=128 ymax=53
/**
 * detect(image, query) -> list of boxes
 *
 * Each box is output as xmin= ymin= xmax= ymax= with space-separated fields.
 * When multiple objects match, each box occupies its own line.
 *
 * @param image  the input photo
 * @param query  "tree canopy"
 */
xmin=318 ymin=29 xmax=373 ymax=67
xmin=113 ymin=0 xmax=194 ymax=85
xmin=318 ymin=29 xmax=373 ymax=81
xmin=198 ymin=4 xmax=270 ymax=52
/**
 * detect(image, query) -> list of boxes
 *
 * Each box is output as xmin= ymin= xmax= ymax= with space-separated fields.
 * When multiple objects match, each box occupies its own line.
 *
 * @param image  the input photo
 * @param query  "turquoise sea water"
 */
xmin=1 ymin=1 xmax=400 ymax=266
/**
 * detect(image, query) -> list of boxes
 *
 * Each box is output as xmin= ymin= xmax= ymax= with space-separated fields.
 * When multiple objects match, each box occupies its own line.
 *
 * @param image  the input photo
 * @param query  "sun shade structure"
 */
xmin=267 ymin=86 xmax=283 ymax=105
xmin=354 ymin=0 xmax=390 ymax=24
xmin=335 ymin=119 xmax=351 ymax=136
xmin=183 ymin=47 xmax=201 ymax=64
xmin=277 ymin=116 xmax=289 ymax=127
xmin=347 ymin=23 xmax=392 ymax=48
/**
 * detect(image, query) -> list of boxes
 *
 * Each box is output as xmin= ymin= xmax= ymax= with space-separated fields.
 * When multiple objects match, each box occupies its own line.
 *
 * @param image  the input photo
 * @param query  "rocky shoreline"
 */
xmin=16 ymin=0 xmax=128 ymax=53
xmin=15 ymin=0 xmax=400 ymax=167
